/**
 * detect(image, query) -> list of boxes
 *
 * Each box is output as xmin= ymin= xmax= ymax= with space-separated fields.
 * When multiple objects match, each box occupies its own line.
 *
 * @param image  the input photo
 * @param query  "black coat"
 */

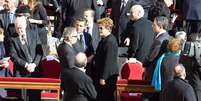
xmin=94 ymin=34 xmax=119 ymax=80
xmin=93 ymin=34 xmax=119 ymax=101
xmin=183 ymin=0 xmax=201 ymax=20
xmin=62 ymin=0 xmax=92 ymax=26
xmin=57 ymin=42 xmax=77 ymax=69
xmin=0 ymin=9 xmax=14 ymax=31
xmin=10 ymin=24 xmax=43 ymax=77
xmin=62 ymin=67 xmax=97 ymax=101
xmin=161 ymin=55 xmax=180 ymax=89
xmin=111 ymin=0 xmax=137 ymax=44
xmin=127 ymin=18 xmax=154 ymax=63
xmin=162 ymin=77 xmax=197 ymax=101
xmin=31 ymin=3 xmax=48 ymax=46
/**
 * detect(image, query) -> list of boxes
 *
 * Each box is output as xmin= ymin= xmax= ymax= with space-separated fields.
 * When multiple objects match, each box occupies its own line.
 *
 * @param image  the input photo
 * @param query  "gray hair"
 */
xmin=62 ymin=27 xmax=76 ymax=37
xmin=175 ymin=31 xmax=187 ymax=41
xmin=84 ymin=8 xmax=95 ymax=17
xmin=154 ymin=16 xmax=169 ymax=30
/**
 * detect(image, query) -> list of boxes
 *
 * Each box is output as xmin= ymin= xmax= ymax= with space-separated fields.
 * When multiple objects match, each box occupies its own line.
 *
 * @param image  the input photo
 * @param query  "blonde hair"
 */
xmin=98 ymin=17 xmax=114 ymax=32
xmin=167 ymin=38 xmax=182 ymax=53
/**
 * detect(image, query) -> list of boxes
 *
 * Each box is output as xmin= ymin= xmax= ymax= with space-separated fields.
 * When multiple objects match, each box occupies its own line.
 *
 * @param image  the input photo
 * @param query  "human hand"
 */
xmin=26 ymin=63 xmax=36 ymax=72
xmin=0 ymin=60 xmax=9 ymax=68
xmin=124 ymin=38 xmax=130 ymax=46
xmin=100 ymin=79 xmax=106 ymax=85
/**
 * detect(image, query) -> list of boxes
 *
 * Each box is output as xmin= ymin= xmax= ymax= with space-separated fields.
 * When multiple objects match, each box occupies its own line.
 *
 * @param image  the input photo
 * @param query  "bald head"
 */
xmin=74 ymin=52 xmax=87 ymax=68
xmin=174 ymin=64 xmax=186 ymax=79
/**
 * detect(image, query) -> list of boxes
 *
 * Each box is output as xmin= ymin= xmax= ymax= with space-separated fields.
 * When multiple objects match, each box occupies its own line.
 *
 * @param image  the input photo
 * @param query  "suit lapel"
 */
xmin=16 ymin=37 xmax=30 ymax=59
xmin=120 ymin=0 xmax=131 ymax=16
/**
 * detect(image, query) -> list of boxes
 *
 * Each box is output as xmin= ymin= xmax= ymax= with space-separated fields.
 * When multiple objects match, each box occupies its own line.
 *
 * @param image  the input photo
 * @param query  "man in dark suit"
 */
xmin=183 ymin=0 xmax=201 ymax=35
xmin=0 ymin=0 xmax=18 ymax=56
xmin=83 ymin=8 xmax=101 ymax=52
xmin=83 ymin=9 xmax=100 ymax=77
xmin=0 ymin=0 xmax=18 ymax=31
xmin=62 ymin=0 xmax=92 ymax=27
xmin=61 ymin=52 xmax=97 ymax=101
xmin=73 ymin=17 xmax=94 ymax=57
xmin=9 ymin=16 xmax=43 ymax=101
xmin=111 ymin=0 xmax=137 ymax=45
xmin=162 ymin=64 xmax=197 ymax=101
xmin=125 ymin=5 xmax=154 ymax=63
xmin=57 ymin=27 xmax=79 ymax=90
xmin=143 ymin=16 xmax=171 ymax=80
xmin=57 ymin=27 xmax=78 ymax=70
xmin=93 ymin=17 xmax=119 ymax=101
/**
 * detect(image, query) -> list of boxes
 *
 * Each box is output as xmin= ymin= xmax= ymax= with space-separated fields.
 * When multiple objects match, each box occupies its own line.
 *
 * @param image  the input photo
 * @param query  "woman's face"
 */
xmin=98 ymin=25 xmax=109 ymax=38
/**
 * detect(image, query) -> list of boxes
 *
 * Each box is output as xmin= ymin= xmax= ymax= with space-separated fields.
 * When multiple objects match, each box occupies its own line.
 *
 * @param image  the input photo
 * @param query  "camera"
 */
xmin=181 ymin=41 xmax=201 ymax=66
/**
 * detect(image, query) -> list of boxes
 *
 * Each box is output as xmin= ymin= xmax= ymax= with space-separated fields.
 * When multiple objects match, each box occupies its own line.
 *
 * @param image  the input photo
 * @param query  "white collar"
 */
xmin=155 ymin=30 xmax=167 ymax=39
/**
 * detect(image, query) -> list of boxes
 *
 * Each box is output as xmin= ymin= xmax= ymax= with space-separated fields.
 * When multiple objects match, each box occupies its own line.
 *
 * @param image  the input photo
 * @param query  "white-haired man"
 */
xmin=10 ymin=16 xmax=43 ymax=101
xmin=122 ymin=4 xmax=154 ymax=63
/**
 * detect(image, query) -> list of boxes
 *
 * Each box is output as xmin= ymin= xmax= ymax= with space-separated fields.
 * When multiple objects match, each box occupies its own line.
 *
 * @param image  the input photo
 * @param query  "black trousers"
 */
xmin=185 ymin=20 xmax=201 ymax=37
xmin=94 ymin=75 xmax=118 ymax=101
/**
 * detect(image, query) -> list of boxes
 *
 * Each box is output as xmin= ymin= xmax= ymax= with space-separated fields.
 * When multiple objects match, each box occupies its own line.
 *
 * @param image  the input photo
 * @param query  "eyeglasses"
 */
xmin=99 ymin=26 xmax=104 ymax=30
xmin=71 ymin=35 xmax=78 ymax=38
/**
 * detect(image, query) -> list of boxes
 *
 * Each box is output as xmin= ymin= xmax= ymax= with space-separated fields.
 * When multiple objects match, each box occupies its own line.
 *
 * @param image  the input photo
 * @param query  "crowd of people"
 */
xmin=0 ymin=0 xmax=201 ymax=101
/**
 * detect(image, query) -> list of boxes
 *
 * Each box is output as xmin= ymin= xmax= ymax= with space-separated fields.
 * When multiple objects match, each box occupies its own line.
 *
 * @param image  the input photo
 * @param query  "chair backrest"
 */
xmin=121 ymin=63 xmax=144 ymax=80
xmin=41 ymin=57 xmax=61 ymax=78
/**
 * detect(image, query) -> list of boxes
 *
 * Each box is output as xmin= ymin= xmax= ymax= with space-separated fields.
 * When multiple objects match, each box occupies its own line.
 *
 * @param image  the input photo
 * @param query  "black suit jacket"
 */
xmin=144 ymin=32 xmax=171 ymax=80
xmin=62 ymin=67 xmax=97 ymax=101
xmin=183 ymin=0 xmax=201 ymax=20
xmin=111 ymin=0 xmax=137 ymax=44
xmin=94 ymin=34 xmax=119 ymax=80
xmin=62 ymin=0 xmax=92 ymax=26
xmin=162 ymin=77 xmax=197 ymax=101
xmin=10 ymin=24 xmax=43 ymax=77
xmin=0 ymin=9 xmax=13 ymax=31
xmin=127 ymin=18 xmax=154 ymax=63
xmin=57 ymin=41 xmax=77 ymax=69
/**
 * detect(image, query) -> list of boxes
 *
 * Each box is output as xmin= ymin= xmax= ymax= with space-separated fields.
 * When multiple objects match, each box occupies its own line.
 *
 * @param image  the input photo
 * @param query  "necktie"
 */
xmin=21 ymin=35 xmax=27 ymax=44
xmin=21 ymin=35 xmax=32 ymax=62
xmin=80 ymin=34 xmax=85 ymax=50
xmin=120 ymin=0 xmax=125 ymax=13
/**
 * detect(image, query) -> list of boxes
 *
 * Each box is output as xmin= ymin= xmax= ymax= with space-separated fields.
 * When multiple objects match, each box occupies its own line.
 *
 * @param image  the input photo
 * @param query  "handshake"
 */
xmin=25 ymin=63 xmax=37 ymax=73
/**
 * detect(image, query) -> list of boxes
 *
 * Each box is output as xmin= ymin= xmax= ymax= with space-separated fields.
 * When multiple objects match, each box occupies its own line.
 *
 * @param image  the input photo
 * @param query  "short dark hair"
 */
xmin=73 ymin=17 xmax=87 ymax=26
